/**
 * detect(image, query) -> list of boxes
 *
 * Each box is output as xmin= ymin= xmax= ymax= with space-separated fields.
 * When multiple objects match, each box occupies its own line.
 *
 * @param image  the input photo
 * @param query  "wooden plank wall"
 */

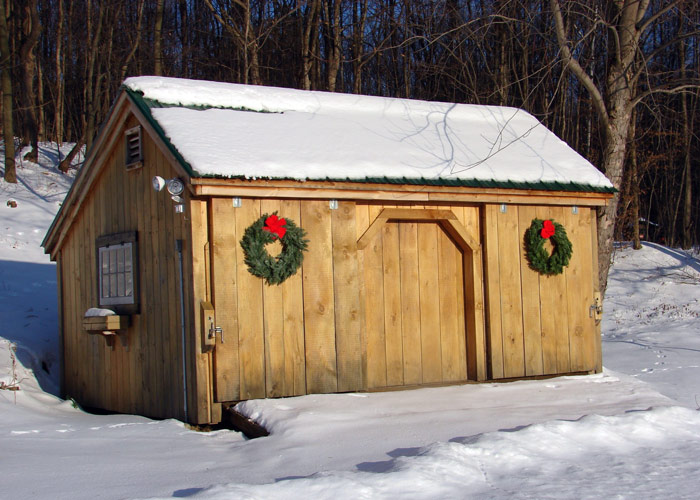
xmin=208 ymin=199 xmax=361 ymax=401
xmin=482 ymin=204 xmax=599 ymax=379
xmin=354 ymin=203 xmax=480 ymax=389
xmin=207 ymin=201 xmax=482 ymax=401
xmin=59 ymin=115 xmax=194 ymax=421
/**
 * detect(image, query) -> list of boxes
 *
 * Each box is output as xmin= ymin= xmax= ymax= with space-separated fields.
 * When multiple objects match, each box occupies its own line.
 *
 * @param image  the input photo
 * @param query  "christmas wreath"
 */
xmin=241 ymin=213 xmax=309 ymax=285
xmin=524 ymin=218 xmax=572 ymax=276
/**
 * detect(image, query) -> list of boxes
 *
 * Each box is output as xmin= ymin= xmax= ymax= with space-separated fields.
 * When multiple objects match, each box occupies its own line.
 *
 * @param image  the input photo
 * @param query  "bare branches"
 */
xmin=550 ymin=0 xmax=610 ymax=135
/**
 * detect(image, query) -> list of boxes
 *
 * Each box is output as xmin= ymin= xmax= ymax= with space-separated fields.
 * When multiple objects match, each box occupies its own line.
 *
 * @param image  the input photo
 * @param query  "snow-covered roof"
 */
xmin=123 ymin=76 xmax=613 ymax=192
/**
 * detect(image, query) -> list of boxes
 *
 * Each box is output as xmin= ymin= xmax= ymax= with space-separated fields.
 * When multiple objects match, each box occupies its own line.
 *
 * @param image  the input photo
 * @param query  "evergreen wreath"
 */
xmin=524 ymin=218 xmax=573 ymax=276
xmin=241 ymin=212 xmax=309 ymax=285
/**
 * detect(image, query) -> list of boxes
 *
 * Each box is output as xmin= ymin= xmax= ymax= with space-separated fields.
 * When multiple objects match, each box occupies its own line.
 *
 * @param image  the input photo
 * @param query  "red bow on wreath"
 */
xmin=540 ymin=220 xmax=555 ymax=239
xmin=263 ymin=214 xmax=287 ymax=239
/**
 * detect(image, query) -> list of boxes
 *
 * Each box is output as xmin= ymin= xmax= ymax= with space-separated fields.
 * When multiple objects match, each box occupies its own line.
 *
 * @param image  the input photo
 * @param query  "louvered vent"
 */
xmin=125 ymin=126 xmax=143 ymax=169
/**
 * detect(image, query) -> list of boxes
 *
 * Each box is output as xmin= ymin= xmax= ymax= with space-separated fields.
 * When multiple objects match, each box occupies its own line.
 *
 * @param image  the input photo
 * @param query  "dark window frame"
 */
xmin=96 ymin=231 xmax=139 ymax=315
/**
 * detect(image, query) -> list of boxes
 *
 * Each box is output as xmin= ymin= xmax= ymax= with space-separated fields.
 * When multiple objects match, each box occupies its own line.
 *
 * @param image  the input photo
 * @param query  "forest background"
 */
xmin=1 ymin=0 xmax=699 ymax=290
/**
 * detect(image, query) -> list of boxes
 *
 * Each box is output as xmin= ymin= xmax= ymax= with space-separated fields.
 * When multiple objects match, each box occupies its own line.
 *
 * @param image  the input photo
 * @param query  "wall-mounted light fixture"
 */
xmin=153 ymin=176 xmax=186 ymax=214
xmin=166 ymin=178 xmax=185 ymax=196
xmin=500 ymin=203 xmax=507 ymax=213
xmin=329 ymin=199 xmax=339 ymax=210
xmin=232 ymin=197 xmax=242 ymax=208
xmin=152 ymin=176 xmax=166 ymax=192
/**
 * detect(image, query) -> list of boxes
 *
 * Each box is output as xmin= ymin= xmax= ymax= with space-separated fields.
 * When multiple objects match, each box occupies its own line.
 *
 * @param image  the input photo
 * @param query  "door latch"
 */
xmin=209 ymin=321 xmax=224 ymax=343
xmin=589 ymin=291 xmax=603 ymax=321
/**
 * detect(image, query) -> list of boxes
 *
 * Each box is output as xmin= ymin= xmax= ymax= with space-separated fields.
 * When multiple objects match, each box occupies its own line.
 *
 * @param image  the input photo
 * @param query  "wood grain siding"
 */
xmin=210 ymin=197 xmax=241 ymax=402
xmin=565 ymin=206 xmax=596 ymax=372
xmin=399 ymin=222 xmax=422 ymax=385
xmin=537 ymin=206 xmax=570 ymax=374
xmin=496 ymin=205 xmax=526 ymax=378
xmin=58 ymin=114 xmax=194 ymax=421
xmin=261 ymin=199 xmax=285 ymax=397
xmin=280 ymin=199 xmax=306 ymax=396
xmin=518 ymin=205 xmax=544 ymax=376
xmin=301 ymin=200 xmax=338 ymax=394
xmin=332 ymin=201 xmax=363 ymax=392
xmin=356 ymin=204 xmax=480 ymax=389
xmin=188 ymin=199 xmax=214 ymax=423
xmin=483 ymin=204 xmax=598 ymax=379
xmin=234 ymin=199 xmax=266 ymax=400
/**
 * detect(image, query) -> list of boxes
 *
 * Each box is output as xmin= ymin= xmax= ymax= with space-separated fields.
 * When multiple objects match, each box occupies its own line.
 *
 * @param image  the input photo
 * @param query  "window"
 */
xmin=125 ymin=126 xmax=143 ymax=169
xmin=97 ymin=232 xmax=139 ymax=313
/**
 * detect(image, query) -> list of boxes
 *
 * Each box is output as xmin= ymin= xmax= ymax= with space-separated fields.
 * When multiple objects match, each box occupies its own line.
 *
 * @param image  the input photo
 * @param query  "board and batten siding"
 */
xmin=59 ymin=114 xmax=206 ymax=422
xmin=207 ymin=201 xmax=485 ymax=402
xmin=482 ymin=204 xmax=599 ymax=380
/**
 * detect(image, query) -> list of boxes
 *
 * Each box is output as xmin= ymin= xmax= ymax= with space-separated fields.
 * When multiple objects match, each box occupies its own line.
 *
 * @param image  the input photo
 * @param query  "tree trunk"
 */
xmin=18 ymin=0 xmax=41 ymax=162
xmin=325 ymin=0 xmax=342 ymax=92
xmin=58 ymin=138 xmax=83 ymax=173
xmin=550 ymin=0 xmax=647 ymax=295
xmin=84 ymin=0 xmax=105 ymax=150
xmin=0 ymin=0 xmax=14 ymax=182
xmin=54 ymin=0 xmax=64 ymax=144
xmin=154 ymin=0 xmax=165 ymax=76
xmin=351 ymin=0 xmax=366 ymax=94
xmin=596 ymin=106 xmax=630 ymax=288
xmin=627 ymin=112 xmax=641 ymax=250
xmin=680 ymin=41 xmax=693 ymax=249
xmin=301 ymin=0 xmax=320 ymax=90
xmin=119 ymin=0 xmax=145 ymax=82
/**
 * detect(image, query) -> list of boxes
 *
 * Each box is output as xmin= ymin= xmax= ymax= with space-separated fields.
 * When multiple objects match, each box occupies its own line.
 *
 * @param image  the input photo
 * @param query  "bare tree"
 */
xmin=550 ymin=0 xmax=700 ymax=293
xmin=18 ymin=0 xmax=41 ymax=162
xmin=322 ymin=0 xmax=342 ymax=91
xmin=54 ymin=0 xmax=65 ymax=144
xmin=0 ymin=0 xmax=14 ymax=183
xmin=154 ymin=0 xmax=165 ymax=75
xmin=204 ymin=0 xmax=263 ymax=85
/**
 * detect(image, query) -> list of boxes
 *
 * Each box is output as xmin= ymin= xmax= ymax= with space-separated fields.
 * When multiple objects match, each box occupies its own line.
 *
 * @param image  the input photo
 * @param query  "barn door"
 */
xmin=208 ymin=198 xmax=307 ymax=403
xmin=358 ymin=209 xmax=485 ymax=389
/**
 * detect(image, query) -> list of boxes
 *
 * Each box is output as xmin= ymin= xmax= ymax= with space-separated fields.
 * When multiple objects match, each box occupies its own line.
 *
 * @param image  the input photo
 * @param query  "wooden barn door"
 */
xmin=359 ymin=209 xmax=479 ymax=389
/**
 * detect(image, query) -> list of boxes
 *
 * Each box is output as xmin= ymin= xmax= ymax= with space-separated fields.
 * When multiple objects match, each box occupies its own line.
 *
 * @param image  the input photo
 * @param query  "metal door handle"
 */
xmin=209 ymin=321 xmax=224 ymax=343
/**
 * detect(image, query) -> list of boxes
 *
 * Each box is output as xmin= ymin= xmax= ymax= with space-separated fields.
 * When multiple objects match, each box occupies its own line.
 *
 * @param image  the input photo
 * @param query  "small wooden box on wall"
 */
xmin=82 ymin=315 xmax=130 ymax=350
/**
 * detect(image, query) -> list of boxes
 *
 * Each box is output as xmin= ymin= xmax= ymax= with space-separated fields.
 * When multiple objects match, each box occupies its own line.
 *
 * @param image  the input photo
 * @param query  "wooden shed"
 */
xmin=43 ymin=77 xmax=614 ymax=425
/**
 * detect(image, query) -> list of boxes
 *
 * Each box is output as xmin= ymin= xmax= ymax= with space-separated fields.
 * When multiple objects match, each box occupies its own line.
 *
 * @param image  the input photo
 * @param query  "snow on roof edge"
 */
xmin=122 ymin=76 xmax=614 ymax=192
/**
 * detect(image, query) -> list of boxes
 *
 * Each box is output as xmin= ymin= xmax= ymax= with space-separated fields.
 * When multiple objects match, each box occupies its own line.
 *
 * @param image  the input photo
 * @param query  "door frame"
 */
xmin=357 ymin=208 xmax=487 ymax=381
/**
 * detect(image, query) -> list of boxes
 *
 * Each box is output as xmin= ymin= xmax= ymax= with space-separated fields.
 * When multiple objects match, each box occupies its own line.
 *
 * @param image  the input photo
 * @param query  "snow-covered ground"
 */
xmin=1 ymin=144 xmax=699 ymax=499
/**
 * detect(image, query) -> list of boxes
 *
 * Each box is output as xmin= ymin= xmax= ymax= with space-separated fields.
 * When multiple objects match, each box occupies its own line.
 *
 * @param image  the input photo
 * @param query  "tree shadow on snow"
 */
xmin=355 ymin=447 xmax=423 ymax=473
xmin=172 ymin=488 xmax=205 ymax=497
xmin=0 ymin=259 xmax=60 ymax=396
xmin=641 ymin=242 xmax=700 ymax=274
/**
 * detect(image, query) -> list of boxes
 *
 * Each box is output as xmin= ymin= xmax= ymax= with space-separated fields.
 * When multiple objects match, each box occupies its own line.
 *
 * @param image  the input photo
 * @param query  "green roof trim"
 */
xmin=325 ymin=176 xmax=616 ymax=193
xmin=125 ymin=86 xmax=615 ymax=195
xmin=193 ymin=173 xmax=616 ymax=194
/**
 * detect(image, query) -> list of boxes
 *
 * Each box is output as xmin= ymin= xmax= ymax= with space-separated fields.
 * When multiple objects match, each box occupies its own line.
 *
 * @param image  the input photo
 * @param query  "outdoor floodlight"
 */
xmin=152 ymin=176 xmax=166 ymax=192
xmin=167 ymin=178 xmax=185 ymax=196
